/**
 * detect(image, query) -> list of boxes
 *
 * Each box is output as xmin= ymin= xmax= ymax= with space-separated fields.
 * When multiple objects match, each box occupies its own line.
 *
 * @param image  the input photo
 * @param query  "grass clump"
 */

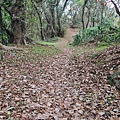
xmin=96 ymin=45 xmax=108 ymax=51
xmin=39 ymin=41 xmax=57 ymax=46
xmin=30 ymin=45 xmax=61 ymax=57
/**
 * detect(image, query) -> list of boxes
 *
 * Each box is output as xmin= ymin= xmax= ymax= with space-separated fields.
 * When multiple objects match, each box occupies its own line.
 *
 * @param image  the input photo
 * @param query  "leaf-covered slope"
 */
xmin=0 ymin=44 xmax=119 ymax=120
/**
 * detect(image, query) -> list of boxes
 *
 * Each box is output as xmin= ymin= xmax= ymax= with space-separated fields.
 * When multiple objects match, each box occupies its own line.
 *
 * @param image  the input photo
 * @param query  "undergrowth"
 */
xmin=72 ymin=19 xmax=120 ymax=47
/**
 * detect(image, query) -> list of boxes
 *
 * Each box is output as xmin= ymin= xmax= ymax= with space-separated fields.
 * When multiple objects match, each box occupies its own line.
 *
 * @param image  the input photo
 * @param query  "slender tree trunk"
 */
xmin=56 ymin=9 xmax=62 ymax=37
xmin=56 ymin=0 xmax=69 ymax=37
xmin=50 ymin=5 xmax=56 ymax=34
xmin=50 ymin=7 xmax=57 ymax=37
xmin=91 ymin=3 xmax=98 ymax=27
xmin=92 ymin=17 xmax=95 ymax=27
xmin=58 ymin=18 xmax=62 ymax=37
xmin=101 ymin=5 xmax=104 ymax=25
xmin=0 ymin=6 xmax=3 ymax=40
xmin=71 ymin=11 xmax=77 ymax=27
xmin=86 ymin=7 xmax=90 ymax=28
xmin=82 ymin=0 xmax=88 ymax=30
xmin=31 ymin=0 xmax=45 ymax=40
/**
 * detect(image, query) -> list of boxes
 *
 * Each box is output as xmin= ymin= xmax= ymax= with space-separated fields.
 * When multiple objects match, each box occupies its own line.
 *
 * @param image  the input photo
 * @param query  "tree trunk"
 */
xmin=49 ymin=6 xmax=57 ymax=37
xmin=56 ymin=0 xmax=69 ymax=37
xmin=31 ymin=0 xmax=45 ymax=40
xmin=86 ymin=6 xmax=91 ymax=28
xmin=57 ymin=18 xmax=62 ymax=37
xmin=92 ymin=17 xmax=95 ymax=27
xmin=56 ymin=10 xmax=62 ymax=37
xmin=49 ymin=4 xmax=56 ymax=35
xmin=82 ymin=0 xmax=88 ymax=30
xmin=100 ymin=5 xmax=104 ymax=25
xmin=0 ymin=6 xmax=3 ymax=42
xmin=42 ymin=5 xmax=56 ymax=38
xmin=10 ymin=0 xmax=26 ymax=44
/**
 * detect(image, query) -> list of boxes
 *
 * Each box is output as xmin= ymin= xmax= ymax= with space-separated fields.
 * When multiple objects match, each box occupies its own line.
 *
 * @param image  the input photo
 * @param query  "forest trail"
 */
xmin=57 ymin=28 xmax=79 ymax=53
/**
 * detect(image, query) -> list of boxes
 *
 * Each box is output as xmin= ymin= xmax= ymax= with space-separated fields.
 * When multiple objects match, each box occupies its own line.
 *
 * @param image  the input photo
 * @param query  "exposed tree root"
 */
xmin=0 ymin=43 xmax=23 ymax=51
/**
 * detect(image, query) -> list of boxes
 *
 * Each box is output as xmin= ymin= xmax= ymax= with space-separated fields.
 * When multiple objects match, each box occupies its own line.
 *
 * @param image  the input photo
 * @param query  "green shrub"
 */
xmin=72 ymin=20 xmax=120 ymax=46
xmin=72 ymin=34 xmax=82 ymax=46
xmin=72 ymin=27 xmax=98 ymax=45
xmin=97 ymin=41 xmax=109 ymax=47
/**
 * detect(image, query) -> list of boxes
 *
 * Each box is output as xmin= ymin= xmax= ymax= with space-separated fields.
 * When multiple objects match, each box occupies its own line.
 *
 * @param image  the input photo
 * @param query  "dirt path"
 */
xmin=57 ymin=28 xmax=79 ymax=53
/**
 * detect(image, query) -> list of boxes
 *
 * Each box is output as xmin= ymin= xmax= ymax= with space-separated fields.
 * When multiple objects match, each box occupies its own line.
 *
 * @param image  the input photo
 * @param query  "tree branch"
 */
xmin=111 ymin=0 xmax=120 ymax=16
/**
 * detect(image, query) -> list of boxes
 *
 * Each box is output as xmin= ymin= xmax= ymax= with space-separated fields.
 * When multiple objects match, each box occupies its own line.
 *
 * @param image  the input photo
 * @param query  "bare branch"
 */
xmin=111 ymin=0 xmax=120 ymax=16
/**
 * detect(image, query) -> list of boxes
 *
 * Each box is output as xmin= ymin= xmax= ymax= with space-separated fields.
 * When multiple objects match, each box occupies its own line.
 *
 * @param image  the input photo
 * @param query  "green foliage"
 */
xmin=0 ymin=7 xmax=11 ymax=45
xmin=82 ymin=27 xmax=98 ymax=41
xmin=75 ymin=0 xmax=84 ymax=6
xmin=72 ymin=19 xmax=120 ymax=46
xmin=96 ymin=45 xmax=108 ymax=51
xmin=72 ymin=27 xmax=98 ymax=45
xmin=7 ymin=111 xmax=12 ymax=120
xmin=97 ymin=41 xmax=109 ymax=47
xmin=72 ymin=34 xmax=82 ymax=46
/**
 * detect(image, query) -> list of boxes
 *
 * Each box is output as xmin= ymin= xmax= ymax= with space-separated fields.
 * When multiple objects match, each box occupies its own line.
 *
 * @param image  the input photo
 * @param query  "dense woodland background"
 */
xmin=0 ymin=0 xmax=120 ymax=45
